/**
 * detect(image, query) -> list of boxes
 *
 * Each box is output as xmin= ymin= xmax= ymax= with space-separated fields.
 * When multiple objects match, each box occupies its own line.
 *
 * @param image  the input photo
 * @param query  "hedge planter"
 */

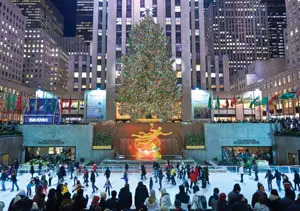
xmin=92 ymin=146 xmax=112 ymax=150
xmin=186 ymin=145 xmax=205 ymax=150
xmin=136 ymin=119 xmax=161 ymax=123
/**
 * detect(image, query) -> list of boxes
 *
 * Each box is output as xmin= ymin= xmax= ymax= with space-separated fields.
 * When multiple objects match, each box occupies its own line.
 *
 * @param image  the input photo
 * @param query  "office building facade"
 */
xmin=76 ymin=0 xmax=94 ymax=43
xmin=261 ymin=0 xmax=286 ymax=59
xmin=206 ymin=0 xmax=270 ymax=79
xmin=285 ymin=0 xmax=300 ymax=69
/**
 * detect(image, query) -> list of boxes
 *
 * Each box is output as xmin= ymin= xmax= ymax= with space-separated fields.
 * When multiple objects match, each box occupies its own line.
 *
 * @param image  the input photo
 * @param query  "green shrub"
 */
xmin=185 ymin=133 xmax=205 ymax=146
xmin=0 ymin=131 xmax=22 ymax=136
xmin=93 ymin=132 xmax=111 ymax=146
xmin=278 ymin=131 xmax=300 ymax=137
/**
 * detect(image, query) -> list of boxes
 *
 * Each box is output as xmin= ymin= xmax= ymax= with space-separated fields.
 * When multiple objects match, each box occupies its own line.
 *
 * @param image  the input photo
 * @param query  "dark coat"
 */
xmin=274 ymin=172 xmax=282 ymax=181
xmin=217 ymin=200 xmax=232 ymax=211
xmin=280 ymin=197 xmax=295 ymax=211
xmin=106 ymin=197 xmax=120 ymax=211
xmin=60 ymin=166 xmax=66 ymax=177
xmin=294 ymin=172 xmax=300 ymax=184
xmin=251 ymin=191 xmax=268 ymax=208
xmin=118 ymin=187 xmax=132 ymax=209
xmin=175 ymin=192 xmax=190 ymax=205
xmin=105 ymin=168 xmax=111 ymax=178
xmin=230 ymin=194 xmax=252 ymax=211
xmin=1 ymin=172 xmax=6 ymax=181
xmin=30 ymin=166 xmax=35 ymax=175
xmin=72 ymin=194 xmax=88 ymax=211
xmin=11 ymin=174 xmax=17 ymax=182
xmin=15 ymin=161 xmax=19 ymax=170
xmin=45 ymin=198 xmax=57 ymax=211
xmin=141 ymin=165 xmax=146 ymax=175
xmin=90 ymin=171 xmax=96 ymax=183
xmin=288 ymin=200 xmax=300 ymax=211
xmin=134 ymin=183 xmax=149 ymax=209
xmin=268 ymin=196 xmax=282 ymax=211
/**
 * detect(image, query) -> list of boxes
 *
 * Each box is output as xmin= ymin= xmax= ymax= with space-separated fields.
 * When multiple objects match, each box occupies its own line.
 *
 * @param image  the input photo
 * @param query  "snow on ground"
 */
xmin=0 ymin=171 xmax=298 ymax=211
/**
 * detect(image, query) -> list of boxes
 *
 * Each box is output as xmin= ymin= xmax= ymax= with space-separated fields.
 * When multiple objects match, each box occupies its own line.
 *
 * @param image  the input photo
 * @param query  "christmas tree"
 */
xmin=116 ymin=15 xmax=181 ymax=121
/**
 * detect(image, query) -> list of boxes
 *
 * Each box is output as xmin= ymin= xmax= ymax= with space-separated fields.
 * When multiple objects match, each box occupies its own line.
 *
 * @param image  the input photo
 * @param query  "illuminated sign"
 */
xmin=24 ymin=116 xmax=53 ymax=124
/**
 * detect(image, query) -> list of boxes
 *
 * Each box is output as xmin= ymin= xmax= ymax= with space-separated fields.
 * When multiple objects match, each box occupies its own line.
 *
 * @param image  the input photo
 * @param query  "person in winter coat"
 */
xmin=60 ymin=192 xmax=73 ymax=211
xmin=45 ymin=188 xmax=57 ymax=211
xmin=217 ymin=193 xmax=231 ymax=211
xmin=56 ymin=183 xmax=64 ymax=210
xmin=230 ymin=194 xmax=252 ymax=211
xmin=158 ymin=168 xmax=164 ymax=190
xmin=283 ymin=174 xmax=294 ymax=191
xmin=121 ymin=172 xmax=129 ymax=184
xmin=104 ymin=179 xmax=112 ymax=196
xmin=73 ymin=167 xmax=79 ymax=186
xmin=99 ymin=192 xmax=109 ymax=210
xmin=191 ymin=185 xmax=207 ymax=210
xmin=30 ymin=165 xmax=35 ymax=179
xmin=160 ymin=188 xmax=171 ymax=210
xmin=89 ymin=195 xmax=100 ymax=211
xmin=268 ymin=189 xmax=282 ymax=211
xmin=14 ymin=159 xmax=19 ymax=174
xmin=140 ymin=164 xmax=147 ymax=180
xmin=228 ymin=183 xmax=241 ymax=205
xmin=251 ymin=183 xmax=268 ymax=208
xmin=59 ymin=165 xmax=66 ymax=183
xmin=72 ymin=189 xmax=89 ymax=211
xmin=8 ymin=190 xmax=32 ymax=211
xmin=254 ymin=196 xmax=270 ymax=211
xmin=189 ymin=170 xmax=198 ymax=188
xmin=175 ymin=185 xmax=191 ymax=211
xmin=26 ymin=180 xmax=35 ymax=197
xmin=83 ymin=167 xmax=89 ymax=187
xmin=1 ymin=170 xmax=7 ymax=191
xmin=135 ymin=181 xmax=149 ymax=210
xmin=92 ymin=163 xmax=98 ymax=176
xmin=274 ymin=170 xmax=282 ymax=191
xmin=32 ymin=185 xmax=45 ymax=209
xmin=208 ymin=187 xmax=219 ymax=211
xmin=11 ymin=171 xmax=19 ymax=192
xmin=118 ymin=184 xmax=132 ymax=210
xmin=254 ymin=162 xmax=259 ymax=181
xmin=106 ymin=190 xmax=120 ymax=211
xmin=239 ymin=165 xmax=244 ymax=183
xmin=265 ymin=170 xmax=274 ymax=192
xmin=170 ymin=167 xmax=177 ymax=185
xmin=48 ymin=168 xmax=54 ymax=186
xmin=144 ymin=189 xmax=160 ymax=211
xmin=293 ymin=170 xmax=300 ymax=191
xmin=90 ymin=171 xmax=99 ymax=193
xmin=104 ymin=167 xmax=111 ymax=179
xmin=149 ymin=177 xmax=153 ymax=190
xmin=61 ymin=183 xmax=69 ymax=195
xmin=287 ymin=193 xmax=300 ymax=211
xmin=279 ymin=189 xmax=296 ymax=211
xmin=124 ymin=163 xmax=129 ymax=173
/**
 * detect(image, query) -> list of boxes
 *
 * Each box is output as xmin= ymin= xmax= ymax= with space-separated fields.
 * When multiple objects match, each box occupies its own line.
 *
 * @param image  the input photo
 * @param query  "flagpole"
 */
xmin=226 ymin=94 xmax=228 ymax=121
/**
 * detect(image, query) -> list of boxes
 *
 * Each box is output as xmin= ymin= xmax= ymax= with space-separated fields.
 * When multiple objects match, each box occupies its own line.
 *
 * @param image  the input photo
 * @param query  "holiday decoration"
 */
xmin=116 ymin=15 xmax=181 ymax=121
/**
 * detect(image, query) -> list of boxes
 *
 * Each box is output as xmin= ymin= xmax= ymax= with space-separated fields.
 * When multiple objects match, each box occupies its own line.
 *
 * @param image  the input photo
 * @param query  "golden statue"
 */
xmin=132 ymin=123 xmax=172 ymax=159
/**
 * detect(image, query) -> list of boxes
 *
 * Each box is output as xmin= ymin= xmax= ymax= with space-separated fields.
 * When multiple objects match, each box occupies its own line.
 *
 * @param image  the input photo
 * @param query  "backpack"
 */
xmin=192 ymin=195 xmax=207 ymax=209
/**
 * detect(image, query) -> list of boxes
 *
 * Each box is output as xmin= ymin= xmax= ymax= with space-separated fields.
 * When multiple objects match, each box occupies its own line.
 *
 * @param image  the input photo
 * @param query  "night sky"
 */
xmin=52 ymin=0 xmax=77 ymax=37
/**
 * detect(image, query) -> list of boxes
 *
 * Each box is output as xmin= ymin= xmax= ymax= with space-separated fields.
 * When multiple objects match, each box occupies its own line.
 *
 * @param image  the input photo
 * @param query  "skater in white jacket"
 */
xmin=239 ymin=165 xmax=244 ymax=183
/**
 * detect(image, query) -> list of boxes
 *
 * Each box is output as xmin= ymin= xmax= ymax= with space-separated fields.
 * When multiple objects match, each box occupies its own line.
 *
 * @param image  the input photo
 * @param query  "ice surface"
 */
xmin=0 ymin=171 xmax=296 ymax=211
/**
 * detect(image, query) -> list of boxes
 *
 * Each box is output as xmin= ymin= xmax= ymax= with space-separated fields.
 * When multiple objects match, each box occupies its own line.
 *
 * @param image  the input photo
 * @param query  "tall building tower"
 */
xmin=76 ymin=0 xmax=94 ymax=43
xmin=206 ymin=0 xmax=270 ymax=81
xmin=13 ymin=0 xmax=68 ymax=93
xmin=285 ymin=0 xmax=300 ymax=69
xmin=92 ymin=0 xmax=230 ymax=121
xmin=261 ymin=0 xmax=286 ymax=58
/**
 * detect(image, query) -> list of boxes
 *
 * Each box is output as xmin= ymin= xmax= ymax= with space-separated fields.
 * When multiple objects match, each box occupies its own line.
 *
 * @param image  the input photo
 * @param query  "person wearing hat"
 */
xmin=160 ymin=188 xmax=171 ymax=210
xmin=251 ymin=182 xmax=268 ymax=208
xmin=217 ymin=193 xmax=231 ymax=211
xmin=8 ymin=190 xmax=30 ymax=210
xmin=135 ymin=181 xmax=149 ymax=210
xmin=118 ymin=183 xmax=132 ymax=210
xmin=144 ymin=189 xmax=159 ymax=211
xmin=89 ymin=195 xmax=100 ymax=210
xmin=106 ymin=190 xmax=120 ymax=210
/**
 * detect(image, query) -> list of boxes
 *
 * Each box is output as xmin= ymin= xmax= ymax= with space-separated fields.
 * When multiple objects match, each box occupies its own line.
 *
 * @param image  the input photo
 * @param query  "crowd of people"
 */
xmin=0 ymin=120 xmax=18 ymax=133
xmin=0 ymin=160 xmax=300 ymax=211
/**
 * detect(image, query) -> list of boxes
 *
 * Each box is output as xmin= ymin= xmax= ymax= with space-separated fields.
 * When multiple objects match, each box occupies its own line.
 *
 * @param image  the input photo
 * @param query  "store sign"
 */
xmin=234 ymin=139 xmax=260 ymax=145
xmin=24 ymin=116 xmax=53 ymax=124
xmin=37 ymin=140 xmax=65 ymax=145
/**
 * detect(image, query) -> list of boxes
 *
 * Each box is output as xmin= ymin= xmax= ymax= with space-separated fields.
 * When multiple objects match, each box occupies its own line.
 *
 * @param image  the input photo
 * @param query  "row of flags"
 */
xmin=0 ymin=92 xmax=23 ymax=112
xmin=207 ymin=88 xmax=300 ymax=111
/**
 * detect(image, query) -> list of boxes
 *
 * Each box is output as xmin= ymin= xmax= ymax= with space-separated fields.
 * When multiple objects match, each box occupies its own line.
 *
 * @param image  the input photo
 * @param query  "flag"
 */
xmin=16 ymin=95 xmax=22 ymax=111
xmin=34 ymin=98 xmax=38 ymax=112
xmin=208 ymin=95 xmax=212 ymax=109
xmin=260 ymin=96 xmax=268 ymax=105
xmin=25 ymin=99 xmax=30 ymax=113
xmin=60 ymin=96 xmax=63 ymax=111
xmin=215 ymin=96 xmax=220 ymax=109
xmin=12 ymin=93 xmax=17 ymax=111
xmin=268 ymin=94 xmax=278 ymax=105
xmin=68 ymin=96 xmax=72 ymax=112
xmin=231 ymin=96 xmax=237 ymax=107
xmin=225 ymin=98 xmax=229 ymax=109
xmin=296 ymin=88 xmax=300 ymax=97
xmin=44 ymin=94 xmax=48 ymax=113
xmin=279 ymin=92 xmax=297 ymax=100
xmin=50 ymin=97 xmax=55 ymax=113
xmin=250 ymin=97 xmax=259 ymax=108
xmin=1 ymin=92 xmax=6 ymax=111
xmin=7 ymin=92 xmax=11 ymax=111
xmin=77 ymin=99 xmax=80 ymax=113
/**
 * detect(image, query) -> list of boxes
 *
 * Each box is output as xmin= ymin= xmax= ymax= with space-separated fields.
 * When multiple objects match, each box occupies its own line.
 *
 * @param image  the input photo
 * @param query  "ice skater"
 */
xmin=274 ymin=170 xmax=282 ymax=191
xmin=253 ymin=163 xmax=259 ymax=181
xmin=140 ymin=163 xmax=146 ymax=180
xmin=83 ymin=167 xmax=89 ymax=187
xmin=293 ymin=170 xmax=300 ymax=191
xmin=265 ymin=169 xmax=274 ymax=192
xmin=239 ymin=164 xmax=244 ymax=183
xmin=104 ymin=167 xmax=111 ymax=179
xmin=149 ymin=177 xmax=153 ymax=191
xmin=104 ymin=178 xmax=112 ymax=196
xmin=158 ymin=168 xmax=164 ymax=190
xmin=10 ymin=171 xmax=19 ymax=192
xmin=1 ymin=169 xmax=7 ymax=191
xmin=26 ymin=179 xmax=34 ymax=196
xmin=121 ymin=171 xmax=129 ymax=184
xmin=30 ymin=165 xmax=35 ymax=179
xmin=73 ymin=167 xmax=79 ymax=186
xmin=91 ymin=170 xmax=98 ymax=193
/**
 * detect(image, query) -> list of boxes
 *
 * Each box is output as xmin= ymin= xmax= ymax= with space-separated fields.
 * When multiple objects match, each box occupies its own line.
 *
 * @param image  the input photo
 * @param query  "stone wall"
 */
xmin=0 ymin=135 xmax=23 ymax=165
xmin=275 ymin=136 xmax=300 ymax=165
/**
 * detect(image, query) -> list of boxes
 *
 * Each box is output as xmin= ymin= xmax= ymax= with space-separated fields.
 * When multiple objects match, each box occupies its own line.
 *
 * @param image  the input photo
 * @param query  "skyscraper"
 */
xmin=92 ymin=0 xmax=230 ymax=121
xmin=206 ymin=0 xmax=270 ymax=79
xmin=13 ymin=0 xmax=68 ymax=93
xmin=285 ymin=0 xmax=300 ymax=69
xmin=76 ymin=0 xmax=94 ymax=43
xmin=13 ymin=0 xmax=64 ymax=38
xmin=261 ymin=0 xmax=286 ymax=58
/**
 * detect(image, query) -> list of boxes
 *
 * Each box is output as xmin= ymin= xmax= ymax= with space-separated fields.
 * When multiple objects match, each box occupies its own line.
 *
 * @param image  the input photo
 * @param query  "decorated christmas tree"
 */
xmin=116 ymin=15 xmax=181 ymax=121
